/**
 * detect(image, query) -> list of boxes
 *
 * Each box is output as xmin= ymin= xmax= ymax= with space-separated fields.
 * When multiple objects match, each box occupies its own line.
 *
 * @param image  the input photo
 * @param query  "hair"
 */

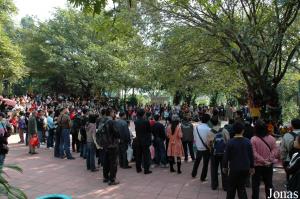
xmin=154 ymin=114 xmax=160 ymax=121
xmin=82 ymin=109 xmax=88 ymax=114
xmin=291 ymin=119 xmax=300 ymax=129
xmin=229 ymin=119 xmax=235 ymax=125
xmin=236 ymin=110 xmax=243 ymax=118
xmin=0 ymin=112 xmax=5 ymax=118
xmin=137 ymin=109 xmax=145 ymax=118
xmin=105 ymin=108 xmax=113 ymax=116
xmin=201 ymin=114 xmax=211 ymax=124
xmin=232 ymin=121 xmax=245 ymax=135
xmin=254 ymin=119 xmax=268 ymax=137
xmin=119 ymin=111 xmax=126 ymax=118
xmin=88 ymin=114 xmax=97 ymax=123
xmin=48 ymin=110 xmax=53 ymax=116
xmin=171 ymin=120 xmax=179 ymax=135
xmin=101 ymin=108 xmax=106 ymax=116
xmin=210 ymin=117 xmax=219 ymax=126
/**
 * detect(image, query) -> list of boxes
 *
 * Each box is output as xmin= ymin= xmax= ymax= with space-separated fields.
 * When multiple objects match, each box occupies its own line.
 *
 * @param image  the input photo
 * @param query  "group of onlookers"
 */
xmin=0 ymin=95 xmax=299 ymax=196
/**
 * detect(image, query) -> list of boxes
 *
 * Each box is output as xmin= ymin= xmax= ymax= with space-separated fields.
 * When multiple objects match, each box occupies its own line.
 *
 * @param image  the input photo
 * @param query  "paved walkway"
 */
xmin=5 ymin=134 xmax=285 ymax=199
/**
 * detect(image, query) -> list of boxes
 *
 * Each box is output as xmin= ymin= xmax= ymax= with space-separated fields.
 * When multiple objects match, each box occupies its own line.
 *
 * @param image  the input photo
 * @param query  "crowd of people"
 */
xmin=0 ymin=95 xmax=299 ymax=198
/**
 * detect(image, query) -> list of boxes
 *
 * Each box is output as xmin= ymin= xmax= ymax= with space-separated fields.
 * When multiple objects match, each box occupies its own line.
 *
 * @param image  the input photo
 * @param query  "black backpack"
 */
xmin=212 ymin=128 xmax=227 ymax=155
xmin=96 ymin=119 xmax=113 ymax=149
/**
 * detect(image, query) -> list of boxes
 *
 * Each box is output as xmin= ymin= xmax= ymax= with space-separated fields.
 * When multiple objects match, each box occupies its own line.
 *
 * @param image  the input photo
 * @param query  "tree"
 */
xmin=147 ymin=0 xmax=300 ymax=120
xmin=0 ymin=0 xmax=25 ymax=95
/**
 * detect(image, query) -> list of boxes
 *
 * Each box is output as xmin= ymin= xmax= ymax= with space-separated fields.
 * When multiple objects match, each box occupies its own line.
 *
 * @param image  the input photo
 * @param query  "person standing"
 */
xmin=286 ymin=136 xmax=300 ymax=192
xmin=46 ymin=110 xmax=55 ymax=148
xmin=0 ymin=112 xmax=11 ymax=167
xmin=208 ymin=117 xmax=229 ymax=191
xmin=192 ymin=114 xmax=211 ymax=181
xmin=36 ymin=110 xmax=46 ymax=146
xmin=223 ymin=122 xmax=255 ymax=199
xmin=100 ymin=108 xmax=120 ymax=185
xmin=281 ymin=119 xmax=300 ymax=181
xmin=71 ymin=111 xmax=81 ymax=153
xmin=167 ymin=115 xmax=184 ymax=174
xmin=18 ymin=112 xmax=26 ymax=144
xmin=116 ymin=112 xmax=131 ymax=169
xmin=251 ymin=120 xmax=277 ymax=199
xmin=85 ymin=114 xmax=99 ymax=172
xmin=134 ymin=109 xmax=152 ymax=174
xmin=54 ymin=108 xmax=63 ymax=158
xmin=58 ymin=107 xmax=75 ymax=160
xmin=181 ymin=116 xmax=195 ymax=162
xmin=28 ymin=111 xmax=38 ymax=155
xmin=152 ymin=114 xmax=167 ymax=167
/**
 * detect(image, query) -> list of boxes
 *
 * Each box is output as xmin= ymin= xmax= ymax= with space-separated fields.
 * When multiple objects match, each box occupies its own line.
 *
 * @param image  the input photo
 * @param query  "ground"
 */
xmin=5 ymin=134 xmax=285 ymax=199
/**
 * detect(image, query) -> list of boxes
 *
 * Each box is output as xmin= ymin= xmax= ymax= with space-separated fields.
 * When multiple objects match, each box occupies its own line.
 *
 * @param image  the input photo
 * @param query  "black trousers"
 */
xmin=192 ymin=150 xmax=210 ymax=181
xmin=227 ymin=170 xmax=249 ymax=199
xmin=182 ymin=141 xmax=195 ymax=161
xmin=54 ymin=130 xmax=61 ymax=158
xmin=252 ymin=166 xmax=274 ymax=199
xmin=119 ymin=143 xmax=129 ymax=168
xmin=135 ymin=144 xmax=151 ymax=172
xmin=71 ymin=129 xmax=80 ymax=152
xmin=211 ymin=155 xmax=228 ymax=190
xmin=103 ymin=147 xmax=118 ymax=182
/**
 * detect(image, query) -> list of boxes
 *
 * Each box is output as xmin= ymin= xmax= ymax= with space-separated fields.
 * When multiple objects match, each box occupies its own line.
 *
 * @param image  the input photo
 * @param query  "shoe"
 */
xmin=103 ymin=179 xmax=109 ymax=183
xmin=91 ymin=169 xmax=99 ymax=172
xmin=108 ymin=180 xmax=120 ymax=186
xmin=67 ymin=157 xmax=75 ymax=160
xmin=123 ymin=166 xmax=132 ymax=169
xmin=191 ymin=173 xmax=196 ymax=178
xmin=144 ymin=170 xmax=152 ymax=175
xmin=136 ymin=169 xmax=142 ymax=173
xmin=201 ymin=179 xmax=207 ymax=182
xmin=31 ymin=152 xmax=38 ymax=155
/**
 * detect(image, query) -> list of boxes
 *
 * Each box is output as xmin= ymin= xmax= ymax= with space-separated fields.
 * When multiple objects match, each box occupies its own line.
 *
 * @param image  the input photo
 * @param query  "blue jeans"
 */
xmin=80 ymin=143 xmax=87 ymax=158
xmin=47 ymin=129 xmax=54 ymax=148
xmin=37 ymin=131 xmax=43 ymax=145
xmin=59 ymin=129 xmax=72 ymax=158
xmin=0 ymin=154 xmax=5 ymax=169
xmin=86 ymin=142 xmax=96 ymax=170
xmin=154 ymin=138 xmax=167 ymax=165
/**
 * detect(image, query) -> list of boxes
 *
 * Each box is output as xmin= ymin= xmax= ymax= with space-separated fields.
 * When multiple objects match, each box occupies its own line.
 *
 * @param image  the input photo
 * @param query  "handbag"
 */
xmin=30 ymin=135 xmax=39 ymax=147
xmin=78 ymin=130 xmax=82 ymax=141
xmin=127 ymin=145 xmax=133 ymax=162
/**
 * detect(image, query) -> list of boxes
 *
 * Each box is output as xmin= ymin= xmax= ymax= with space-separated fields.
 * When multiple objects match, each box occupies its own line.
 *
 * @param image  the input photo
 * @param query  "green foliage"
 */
xmin=0 ymin=0 xmax=25 ymax=86
xmin=0 ymin=164 xmax=27 ymax=199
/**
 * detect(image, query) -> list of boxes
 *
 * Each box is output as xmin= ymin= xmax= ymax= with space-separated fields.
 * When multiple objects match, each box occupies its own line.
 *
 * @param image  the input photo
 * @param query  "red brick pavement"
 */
xmin=4 ymin=135 xmax=285 ymax=199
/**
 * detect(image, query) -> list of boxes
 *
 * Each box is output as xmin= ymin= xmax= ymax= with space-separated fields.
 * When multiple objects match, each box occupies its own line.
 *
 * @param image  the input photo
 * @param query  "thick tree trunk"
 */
xmin=248 ymin=82 xmax=281 ymax=122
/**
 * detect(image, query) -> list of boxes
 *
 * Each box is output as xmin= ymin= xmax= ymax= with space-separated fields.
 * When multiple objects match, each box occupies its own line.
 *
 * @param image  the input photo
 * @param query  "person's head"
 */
xmin=182 ymin=116 xmax=189 ymax=122
xmin=154 ymin=114 xmax=160 ymax=121
xmin=232 ymin=121 xmax=245 ymax=135
xmin=88 ymin=114 xmax=97 ymax=123
xmin=254 ymin=119 xmax=268 ymax=137
xmin=245 ymin=117 xmax=252 ymax=125
xmin=101 ymin=108 xmax=106 ymax=116
xmin=0 ymin=112 xmax=5 ymax=120
xmin=291 ymin=119 xmax=300 ymax=130
xmin=105 ymin=108 xmax=115 ymax=118
xmin=201 ymin=114 xmax=211 ymax=124
xmin=137 ymin=109 xmax=145 ymax=118
xmin=236 ymin=110 xmax=243 ymax=118
xmin=228 ymin=119 xmax=235 ymax=125
xmin=210 ymin=117 xmax=219 ymax=126
xmin=119 ymin=111 xmax=126 ymax=119
xmin=171 ymin=115 xmax=180 ymax=134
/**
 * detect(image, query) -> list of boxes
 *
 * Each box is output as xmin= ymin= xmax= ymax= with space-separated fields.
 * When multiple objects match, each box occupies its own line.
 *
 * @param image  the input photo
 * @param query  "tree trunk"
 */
xmin=248 ymin=80 xmax=281 ymax=122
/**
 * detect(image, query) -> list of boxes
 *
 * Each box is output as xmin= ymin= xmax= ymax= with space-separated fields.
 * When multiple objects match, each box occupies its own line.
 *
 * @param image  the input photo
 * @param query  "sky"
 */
xmin=13 ymin=0 xmax=68 ymax=23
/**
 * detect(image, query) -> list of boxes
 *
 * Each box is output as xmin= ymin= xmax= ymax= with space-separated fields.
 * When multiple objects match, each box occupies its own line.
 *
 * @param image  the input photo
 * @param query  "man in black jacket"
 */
xmin=101 ymin=108 xmax=120 ymax=185
xmin=134 ymin=109 xmax=152 ymax=174
xmin=152 ymin=114 xmax=167 ymax=167
xmin=116 ymin=112 xmax=131 ymax=169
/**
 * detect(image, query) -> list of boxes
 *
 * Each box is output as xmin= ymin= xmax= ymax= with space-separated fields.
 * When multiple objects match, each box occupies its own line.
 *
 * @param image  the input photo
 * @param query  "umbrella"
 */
xmin=2 ymin=99 xmax=16 ymax=107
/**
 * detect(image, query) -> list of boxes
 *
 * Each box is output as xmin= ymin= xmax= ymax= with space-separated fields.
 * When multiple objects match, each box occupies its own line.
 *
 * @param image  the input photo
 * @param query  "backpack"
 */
xmin=212 ymin=128 xmax=227 ymax=155
xmin=289 ymin=132 xmax=300 ymax=159
xmin=95 ymin=120 xmax=111 ymax=149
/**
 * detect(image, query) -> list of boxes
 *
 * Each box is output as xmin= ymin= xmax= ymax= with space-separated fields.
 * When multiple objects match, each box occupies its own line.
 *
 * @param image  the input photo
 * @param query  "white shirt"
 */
xmin=193 ymin=123 xmax=211 ymax=151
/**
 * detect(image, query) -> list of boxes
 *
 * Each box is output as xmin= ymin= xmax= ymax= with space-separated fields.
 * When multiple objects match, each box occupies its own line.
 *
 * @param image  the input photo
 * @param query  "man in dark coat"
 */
xmin=134 ymin=109 xmax=152 ymax=174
